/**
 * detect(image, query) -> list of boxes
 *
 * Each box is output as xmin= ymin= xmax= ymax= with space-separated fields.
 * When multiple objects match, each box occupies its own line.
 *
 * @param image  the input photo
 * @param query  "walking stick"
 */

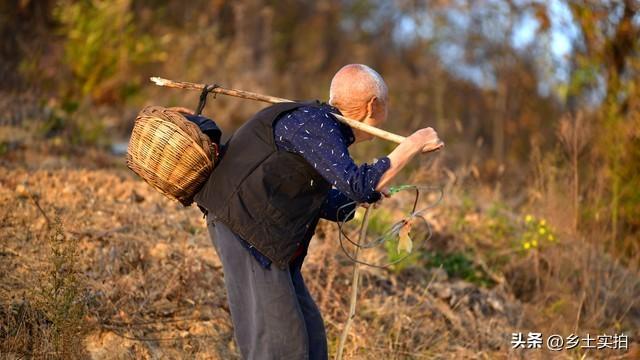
xmin=335 ymin=206 xmax=372 ymax=360
xmin=151 ymin=77 xmax=417 ymax=146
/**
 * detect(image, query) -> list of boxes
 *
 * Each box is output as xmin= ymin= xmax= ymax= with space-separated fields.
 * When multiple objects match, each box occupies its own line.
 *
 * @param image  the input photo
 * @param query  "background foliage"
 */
xmin=1 ymin=0 xmax=639 ymax=358
xmin=4 ymin=0 xmax=636 ymax=253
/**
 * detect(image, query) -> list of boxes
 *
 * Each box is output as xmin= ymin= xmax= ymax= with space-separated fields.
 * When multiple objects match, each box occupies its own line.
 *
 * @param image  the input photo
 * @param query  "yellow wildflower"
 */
xmin=532 ymin=239 xmax=538 ymax=247
xmin=525 ymin=214 xmax=533 ymax=223
xmin=540 ymin=219 xmax=546 ymax=226
xmin=548 ymin=234 xmax=555 ymax=242
xmin=539 ymin=227 xmax=546 ymax=235
xmin=523 ymin=241 xmax=531 ymax=250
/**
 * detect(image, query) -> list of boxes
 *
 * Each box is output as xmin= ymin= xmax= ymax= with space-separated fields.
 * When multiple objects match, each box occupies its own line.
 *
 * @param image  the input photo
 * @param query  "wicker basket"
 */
xmin=126 ymin=106 xmax=216 ymax=206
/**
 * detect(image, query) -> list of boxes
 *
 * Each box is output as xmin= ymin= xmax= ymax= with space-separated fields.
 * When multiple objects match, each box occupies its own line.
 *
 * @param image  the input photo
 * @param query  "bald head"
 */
xmin=329 ymin=64 xmax=388 ymax=121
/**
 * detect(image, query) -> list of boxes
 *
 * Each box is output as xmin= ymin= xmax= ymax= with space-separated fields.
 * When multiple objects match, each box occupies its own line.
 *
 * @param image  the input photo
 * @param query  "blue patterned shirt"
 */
xmin=238 ymin=103 xmax=391 ymax=268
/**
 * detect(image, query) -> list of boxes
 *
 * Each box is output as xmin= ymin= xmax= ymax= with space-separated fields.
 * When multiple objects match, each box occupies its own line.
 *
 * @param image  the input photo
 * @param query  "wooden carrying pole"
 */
xmin=151 ymin=77 xmax=407 ymax=144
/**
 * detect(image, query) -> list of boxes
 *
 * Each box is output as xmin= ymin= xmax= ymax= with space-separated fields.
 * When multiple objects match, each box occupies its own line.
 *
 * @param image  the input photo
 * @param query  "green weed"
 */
xmin=423 ymin=251 xmax=495 ymax=287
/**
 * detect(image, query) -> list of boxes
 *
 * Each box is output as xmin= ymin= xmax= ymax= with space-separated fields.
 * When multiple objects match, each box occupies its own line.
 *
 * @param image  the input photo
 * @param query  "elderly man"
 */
xmin=194 ymin=64 xmax=441 ymax=359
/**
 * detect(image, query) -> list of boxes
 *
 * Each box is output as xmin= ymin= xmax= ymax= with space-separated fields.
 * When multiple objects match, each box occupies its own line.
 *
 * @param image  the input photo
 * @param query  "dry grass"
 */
xmin=1 ymin=210 xmax=88 ymax=358
xmin=0 ymin=162 xmax=235 ymax=359
xmin=1 ymin=143 xmax=638 ymax=359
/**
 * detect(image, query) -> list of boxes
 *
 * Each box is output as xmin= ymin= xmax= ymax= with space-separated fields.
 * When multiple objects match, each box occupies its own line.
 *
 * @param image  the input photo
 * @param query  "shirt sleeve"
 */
xmin=319 ymin=189 xmax=356 ymax=222
xmin=276 ymin=106 xmax=391 ymax=203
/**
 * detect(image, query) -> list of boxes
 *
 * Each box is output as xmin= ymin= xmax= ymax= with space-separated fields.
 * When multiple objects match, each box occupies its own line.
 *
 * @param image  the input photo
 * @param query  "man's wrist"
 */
xmin=405 ymin=140 xmax=422 ymax=159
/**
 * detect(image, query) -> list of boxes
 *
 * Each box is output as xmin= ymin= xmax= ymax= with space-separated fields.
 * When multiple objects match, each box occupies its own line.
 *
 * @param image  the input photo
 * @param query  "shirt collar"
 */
xmin=321 ymin=103 xmax=356 ymax=146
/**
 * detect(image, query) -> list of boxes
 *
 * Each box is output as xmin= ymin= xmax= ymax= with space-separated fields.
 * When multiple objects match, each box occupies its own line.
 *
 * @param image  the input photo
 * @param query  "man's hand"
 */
xmin=375 ymin=128 xmax=443 ymax=190
xmin=360 ymin=187 xmax=390 ymax=208
xmin=407 ymin=127 xmax=444 ymax=153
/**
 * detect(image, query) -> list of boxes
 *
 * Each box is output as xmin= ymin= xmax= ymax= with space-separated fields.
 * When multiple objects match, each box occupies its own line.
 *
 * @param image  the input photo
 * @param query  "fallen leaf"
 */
xmin=397 ymin=220 xmax=413 ymax=253
xmin=15 ymin=183 xmax=29 ymax=198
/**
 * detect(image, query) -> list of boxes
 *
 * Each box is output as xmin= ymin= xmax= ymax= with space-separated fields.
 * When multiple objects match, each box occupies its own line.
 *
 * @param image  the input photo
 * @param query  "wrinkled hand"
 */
xmin=407 ymin=127 xmax=444 ymax=154
xmin=167 ymin=106 xmax=196 ymax=115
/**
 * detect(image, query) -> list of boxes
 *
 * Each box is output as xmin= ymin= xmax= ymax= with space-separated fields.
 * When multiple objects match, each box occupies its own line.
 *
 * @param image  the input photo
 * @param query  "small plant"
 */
xmin=35 ymin=215 xmax=88 ymax=358
xmin=519 ymin=214 xmax=557 ymax=252
xmin=0 ymin=141 xmax=8 ymax=156
xmin=424 ymin=251 xmax=495 ymax=287
xmin=1 ymin=215 xmax=88 ymax=358
xmin=486 ymin=201 xmax=516 ymax=239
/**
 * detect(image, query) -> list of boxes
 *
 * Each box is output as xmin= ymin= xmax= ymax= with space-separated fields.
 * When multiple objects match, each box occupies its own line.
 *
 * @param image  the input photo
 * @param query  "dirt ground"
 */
xmin=1 ymin=144 xmax=637 ymax=359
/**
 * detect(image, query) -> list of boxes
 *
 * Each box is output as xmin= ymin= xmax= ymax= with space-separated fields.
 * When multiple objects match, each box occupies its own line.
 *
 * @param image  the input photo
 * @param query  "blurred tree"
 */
xmin=566 ymin=0 xmax=639 ymax=252
xmin=53 ymin=0 xmax=164 ymax=105
xmin=0 ymin=0 xmax=56 ymax=91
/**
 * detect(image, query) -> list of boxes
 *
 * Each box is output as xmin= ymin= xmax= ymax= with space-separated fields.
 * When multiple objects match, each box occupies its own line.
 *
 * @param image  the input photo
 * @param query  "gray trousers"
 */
xmin=207 ymin=219 xmax=328 ymax=360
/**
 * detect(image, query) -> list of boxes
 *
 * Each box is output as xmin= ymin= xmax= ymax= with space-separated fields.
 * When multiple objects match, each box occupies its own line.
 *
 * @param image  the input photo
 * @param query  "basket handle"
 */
xmin=195 ymin=84 xmax=220 ymax=116
xmin=151 ymin=76 xmax=440 ymax=150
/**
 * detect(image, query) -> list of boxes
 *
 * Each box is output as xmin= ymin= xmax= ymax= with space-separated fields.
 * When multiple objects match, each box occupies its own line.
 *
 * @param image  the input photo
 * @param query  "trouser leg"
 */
xmin=207 ymin=220 xmax=309 ymax=360
xmin=289 ymin=259 xmax=328 ymax=360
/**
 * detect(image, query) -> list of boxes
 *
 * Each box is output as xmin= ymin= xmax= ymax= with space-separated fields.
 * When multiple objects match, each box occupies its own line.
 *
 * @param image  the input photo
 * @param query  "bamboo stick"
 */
xmin=150 ymin=77 xmax=409 ymax=144
xmin=335 ymin=206 xmax=372 ymax=360
xmin=151 ymin=77 xmax=292 ymax=104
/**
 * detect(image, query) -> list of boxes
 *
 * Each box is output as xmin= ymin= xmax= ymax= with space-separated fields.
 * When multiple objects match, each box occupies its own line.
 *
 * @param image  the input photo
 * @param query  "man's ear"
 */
xmin=365 ymin=96 xmax=378 ymax=119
